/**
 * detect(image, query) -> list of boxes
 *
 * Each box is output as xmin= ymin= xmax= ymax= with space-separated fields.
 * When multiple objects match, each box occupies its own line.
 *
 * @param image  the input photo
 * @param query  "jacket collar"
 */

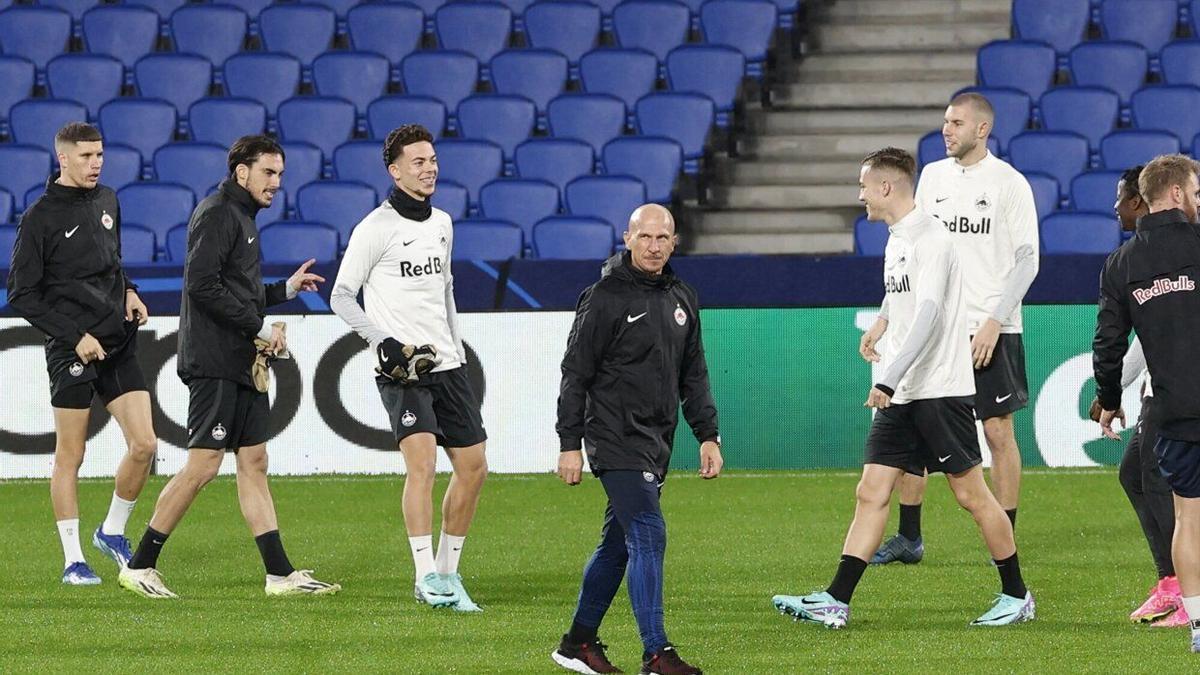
xmin=1137 ymin=209 xmax=1189 ymax=231
xmin=43 ymin=171 xmax=100 ymax=203
xmin=388 ymin=186 xmax=433 ymax=222
xmin=220 ymin=178 xmax=263 ymax=216
xmin=887 ymin=206 xmax=930 ymax=240
xmin=601 ymin=250 xmax=677 ymax=289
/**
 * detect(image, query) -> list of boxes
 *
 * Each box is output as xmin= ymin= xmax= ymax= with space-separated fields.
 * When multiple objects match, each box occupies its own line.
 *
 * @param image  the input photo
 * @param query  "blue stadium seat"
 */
xmin=333 ymin=141 xmax=392 ymax=201
xmin=580 ymin=49 xmax=658 ymax=119
xmin=0 ymin=188 xmax=10 ymax=223
xmin=565 ymin=175 xmax=646 ymax=232
xmin=313 ymin=52 xmax=390 ymax=126
xmin=402 ymin=51 xmax=480 ymax=129
xmin=118 ymin=182 xmax=195 ymax=248
xmin=951 ymin=87 xmax=1031 ymax=155
xmin=305 ymin=0 xmax=361 ymax=20
xmin=433 ymin=181 xmax=468 ymax=220
xmin=587 ymin=0 xmax=626 ymax=24
xmin=260 ymin=221 xmax=339 ymax=264
xmin=548 ymin=93 xmax=626 ymax=156
xmin=1041 ymin=211 xmax=1121 ymax=254
xmin=281 ymin=141 xmax=325 ymax=207
xmin=134 ymin=54 xmax=212 ymax=123
xmin=533 ymin=216 xmax=614 ymax=259
xmin=9 ymin=99 xmax=88 ymax=155
xmin=1069 ymin=41 xmax=1149 ymax=112
xmin=347 ymin=3 xmax=423 ymax=81
xmin=1100 ymin=129 xmax=1181 ymax=169
xmin=296 ymin=181 xmax=378 ymax=246
xmin=514 ymin=138 xmax=595 ymax=192
xmin=666 ymin=45 xmax=746 ymax=129
xmin=1193 ymin=0 xmax=1200 ymax=37
xmin=0 ymin=56 xmax=34 ymax=132
xmin=1039 ymin=87 xmax=1120 ymax=152
xmin=189 ymin=98 xmax=267 ymax=147
xmin=165 ymin=223 xmax=187 ymax=263
xmin=524 ymin=1 xmax=600 ymax=73
xmin=492 ymin=0 xmax=537 ymax=31
xmin=699 ymin=0 xmax=776 ymax=79
xmin=457 ymin=95 xmax=537 ymax=162
xmin=154 ymin=143 xmax=227 ymax=201
xmin=1132 ymin=86 xmax=1200 ymax=145
xmin=223 ymin=53 xmax=302 ymax=119
xmin=368 ymin=96 xmax=447 ymax=142
xmin=1024 ymin=172 xmax=1061 ymax=218
xmin=435 ymin=2 xmax=513 ymax=71
xmin=23 ymin=183 xmax=44 ymax=210
xmin=38 ymin=0 xmax=92 ymax=22
xmin=259 ymin=5 xmax=336 ymax=70
xmin=100 ymin=144 xmax=142 ymax=193
xmin=435 ymin=139 xmax=504 ymax=208
xmin=45 ymin=54 xmax=123 ymax=119
xmin=452 ymin=219 xmax=524 ymax=260
xmin=171 ymin=4 xmax=248 ymax=70
xmin=635 ymin=93 xmax=714 ymax=175
xmin=1007 ymin=131 xmax=1091 ymax=192
xmin=479 ymin=178 xmax=560 ymax=241
xmin=603 ymin=136 xmax=682 ymax=204
xmin=977 ymin=40 xmax=1057 ymax=102
xmin=1162 ymin=40 xmax=1200 ymax=87
xmin=257 ymin=185 xmax=286 ymax=226
xmin=82 ymin=6 xmax=158 ymax=70
xmin=1012 ymin=0 xmax=1089 ymax=61
xmin=404 ymin=0 xmax=451 ymax=33
xmin=1071 ymin=170 xmax=1124 ymax=211
xmin=0 ymin=225 xmax=16 ymax=267
xmin=277 ymin=97 xmax=356 ymax=159
xmin=120 ymin=224 xmax=156 ymax=263
xmin=853 ymin=215 xmax=888 ymax=256
xmin=613 ymin=1 xmax=689 ymax=65
xmin=1101 ymin=0 xmax=1178 ymax=64
xmin=490 ymin=49 xmax=568 ymax=125
xmin=0 ymin=7 xmax=71 ymax=73
xmin=98 ymin=99 xmax=177 ymax=163
xmin=125 ymin=0 xmax=188 ymax=20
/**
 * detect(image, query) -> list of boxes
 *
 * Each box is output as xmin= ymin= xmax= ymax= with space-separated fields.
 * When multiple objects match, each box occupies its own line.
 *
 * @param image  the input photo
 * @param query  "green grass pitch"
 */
xmin=1 ymin=470 xmax=1195 ymax=672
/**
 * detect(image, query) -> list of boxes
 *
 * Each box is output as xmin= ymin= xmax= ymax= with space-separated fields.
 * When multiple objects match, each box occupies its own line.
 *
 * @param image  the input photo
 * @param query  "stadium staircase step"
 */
xmin=685 ymin=0 xmax=1012 ymax=255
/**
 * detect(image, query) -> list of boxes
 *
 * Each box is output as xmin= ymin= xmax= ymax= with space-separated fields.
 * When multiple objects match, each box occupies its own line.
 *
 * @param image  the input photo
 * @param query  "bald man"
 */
xmin=552 ymin=204 xmax=722 ymax=675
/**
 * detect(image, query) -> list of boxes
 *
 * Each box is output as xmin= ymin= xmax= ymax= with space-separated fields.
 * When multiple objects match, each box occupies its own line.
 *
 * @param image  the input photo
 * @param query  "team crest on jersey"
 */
xmin=674 ymin=305 xmax=686 ymax=326
xmin=69 ymin=362 xmax=84 ymax=377
xmin=101 ymin=211 xmax=114 ymax=230
xmin=974 ymin=193 xmax=991 ymax=212
xmin=643 ymin=471 xmax=655 ymax=483
xmin=401 ymin=410 xmax=417 ymax=427
xmin=211 ymin=423 xmax=227 ymax=441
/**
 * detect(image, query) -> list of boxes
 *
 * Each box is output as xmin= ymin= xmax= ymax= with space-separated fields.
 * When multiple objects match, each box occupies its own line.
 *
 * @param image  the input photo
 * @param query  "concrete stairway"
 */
xmin=685 ymin=0 xmax=1011 ymax=255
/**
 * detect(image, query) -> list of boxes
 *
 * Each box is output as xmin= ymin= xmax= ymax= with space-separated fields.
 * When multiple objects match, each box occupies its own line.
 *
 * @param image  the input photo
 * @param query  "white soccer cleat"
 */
xmin=118 ymin=566 xmax=178 ymax=599
xmin=265 ymin=569 xmax=341 ymax=596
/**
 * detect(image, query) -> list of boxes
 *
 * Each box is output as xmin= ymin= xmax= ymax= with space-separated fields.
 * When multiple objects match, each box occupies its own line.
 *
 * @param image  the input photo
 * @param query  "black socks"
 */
xmin=995 ymin=552 xmax=1027 ymax=598
xmin=127 ymin=527 xmax=168 ymax=570
xmin=255 ymin=530 xmax=296 ymax=577
xmin=566 ymin=621 xmax=599 ymax=646
xmin=826 ymin=555 xmax=869 ymax=604
xmin=899 ymin=503 xmax=922 ymax=541
xmin=1005 ymin=508 xmax=1018 ymax=529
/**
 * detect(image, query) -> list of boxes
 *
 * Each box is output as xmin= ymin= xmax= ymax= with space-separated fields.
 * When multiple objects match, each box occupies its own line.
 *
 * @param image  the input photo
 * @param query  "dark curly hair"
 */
xmin=383 ymin=124 xmax=434 ymax=166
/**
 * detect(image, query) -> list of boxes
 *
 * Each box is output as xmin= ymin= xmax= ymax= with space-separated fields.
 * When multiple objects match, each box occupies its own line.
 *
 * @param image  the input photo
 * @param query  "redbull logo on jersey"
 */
xmin=398 ymin=257 xmax=444 ymax=277
xmin=884 ymin=274 xmax=911 ymax=294
xmin=942 ymin=216 xmax=991 ymax=235
xmin=1132 ymin=275 xmax=1196 ymax=305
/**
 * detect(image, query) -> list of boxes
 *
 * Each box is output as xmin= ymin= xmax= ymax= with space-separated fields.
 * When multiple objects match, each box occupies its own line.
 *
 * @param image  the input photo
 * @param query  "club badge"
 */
xmin=211 ymin=423 xmax=227 ymax=441
xmin=674 ymin=305 xmax=687 ymax=326
xmin=101 ymin=211 xmax=114 ymax=230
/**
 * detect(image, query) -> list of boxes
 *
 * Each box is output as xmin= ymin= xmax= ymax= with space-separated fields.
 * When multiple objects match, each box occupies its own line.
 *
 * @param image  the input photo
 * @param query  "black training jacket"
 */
xmin=178 ymin=179 xmax=289 ymax=387
xmin=1095 ymin=209 xmax=1200 ymax=441
xmin=7 ymin=174 xmax=136 ymax=351
xmin=557 ymin=251 xmax=719 ymax=475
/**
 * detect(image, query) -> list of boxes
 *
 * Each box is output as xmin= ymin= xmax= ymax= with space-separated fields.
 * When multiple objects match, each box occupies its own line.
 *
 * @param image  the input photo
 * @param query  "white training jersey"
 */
xmin=331 ymin=201 xmax=464 ymax=372
xmin=881 ymin=208 xmax=975 ymax=404
xmin=916 ymin=151 xmax=1039 ymax=334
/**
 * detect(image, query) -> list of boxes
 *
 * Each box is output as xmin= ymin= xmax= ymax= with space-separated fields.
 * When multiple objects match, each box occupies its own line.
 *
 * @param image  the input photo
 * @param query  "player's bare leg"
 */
xmin=873 ymin=470 xmax=927 ymax=564
xmin=438 ymin=443 xmax=487 ymax=611
xmin=93 ymin=392 xmax=157 ymax=568
xmin=52 ymin=407 xmax=98 ymax=584
xmin=400 ymin=432 xmax=455 ymax=606
xmin=1172 ymin=496 xmax=1200 ymax=650
xmin=983 ymin=414 xmax=1022 ymax=515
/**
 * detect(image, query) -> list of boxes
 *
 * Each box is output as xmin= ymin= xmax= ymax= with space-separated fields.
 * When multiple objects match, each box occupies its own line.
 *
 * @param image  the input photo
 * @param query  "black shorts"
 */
xmin=864 ymin=396 xmax=982 ymax=476
xmin=972 ymin=333 xmax=1029 ymax=420
xmin=47 ymin=327 xmax=146 ymax=409
xmin=1154 ymin=436 xmax=1200 ymax=498
xmin=376 ymin=366 xmax=487 ymax=448
xmin=186 ymin=377 xmax=270 ymax=451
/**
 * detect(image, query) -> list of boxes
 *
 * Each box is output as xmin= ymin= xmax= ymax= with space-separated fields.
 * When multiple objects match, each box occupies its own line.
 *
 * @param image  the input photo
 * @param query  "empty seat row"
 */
xmin=1012 ymin=0 xmax=1200 ymax=63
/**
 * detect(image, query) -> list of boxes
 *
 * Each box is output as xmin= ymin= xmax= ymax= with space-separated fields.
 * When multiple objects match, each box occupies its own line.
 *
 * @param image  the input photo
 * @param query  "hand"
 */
xmin=971 ymin=318 xmax=1002 ymax=369
xmin=75 ymin=332 xmax=106 ymax=364
xmin=1087 ymin=397 xmax=1103 ymax=423
xmin=268 ymin=321 xmax=287 ymax=356
xmin=125 ymin=290 xmax=148 ymax=325
xmin=699 ymin=440 xmax=723 ymax=479
xmin=1099 ymin=408 xmax=1127 ymax=440
xmin=287 ymin=258 xmax=325 ymax=294
xmin=864 ymin=387 xmax=891 ymax=409
xmin=558 ymin=450 xmax=583 ymax=485
xmin=859 ymin=318 xmax=887 ymax=363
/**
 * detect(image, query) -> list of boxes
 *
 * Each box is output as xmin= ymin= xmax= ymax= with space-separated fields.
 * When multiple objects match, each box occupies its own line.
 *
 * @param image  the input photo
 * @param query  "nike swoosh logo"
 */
xmin=65 ymin=226 xmax=80 ymax=238
xmin=995 ymin=394 xmax=1012 ymax=403
xmin=403 ymin=239 xmax=417 ymax=246
xmin=626 ymin=312 xmax=647 ymax=323
xmin=379 ymin=347 xmax=389 ymax=363
xmin=799 ymin=598 xmax=826 ymax=605
xmin=248 ymin=237 xmax=255 ymax=244
xmin=415 ymin=547 xmax=429 ymax=552
xmin=935 ymin=197 xmax=948 ymax=203
xmin=938 ymin=454 xmax=952 ymax=463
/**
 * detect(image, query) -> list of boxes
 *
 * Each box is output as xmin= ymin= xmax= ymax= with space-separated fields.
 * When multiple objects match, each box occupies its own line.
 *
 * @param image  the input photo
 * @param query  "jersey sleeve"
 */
xmin=331 ymin=217 xmax=390 ymax=347
xmin=988 ymin=175 xmax=1041 ymax=323
xmin=442 ymin=218 xmax=466 ymax=363
xmin=6 ymin=213 xmax=83 ymax=344
xmin=877 ymin=241 xmax=953 ymax=392
xmin=185 ymin=206 xmax=263 ymax=338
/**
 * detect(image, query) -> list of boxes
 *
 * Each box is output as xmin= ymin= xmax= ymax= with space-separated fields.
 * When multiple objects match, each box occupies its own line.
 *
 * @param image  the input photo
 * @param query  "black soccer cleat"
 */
xmin=551 ymin=635 xmax=623 ymax=674
xmin=639 ymin=645 xmax=701 ymax=675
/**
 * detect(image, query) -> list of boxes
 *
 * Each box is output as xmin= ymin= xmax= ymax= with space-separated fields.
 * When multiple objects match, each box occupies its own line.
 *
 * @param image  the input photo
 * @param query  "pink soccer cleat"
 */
xmin=1131 ymin=577 xmax=1182 ymax=624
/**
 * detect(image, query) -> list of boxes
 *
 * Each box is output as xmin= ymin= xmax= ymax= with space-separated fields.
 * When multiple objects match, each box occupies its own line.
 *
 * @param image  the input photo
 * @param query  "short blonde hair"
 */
xmin=1138 ymin=154 xmax=1200 ymax=204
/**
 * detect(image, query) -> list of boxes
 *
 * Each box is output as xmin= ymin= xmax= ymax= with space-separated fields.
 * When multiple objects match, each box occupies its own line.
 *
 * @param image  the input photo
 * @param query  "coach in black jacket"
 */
xmin=1093 ymin=154 xmax=1200 ymax=649
xmin=551 ymin=204 xmax=720 ymax=675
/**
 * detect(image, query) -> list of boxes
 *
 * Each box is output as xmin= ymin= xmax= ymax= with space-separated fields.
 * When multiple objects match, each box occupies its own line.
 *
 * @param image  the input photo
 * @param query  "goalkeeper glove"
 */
xmin=375 ymin=338 xmax=438 ymax=384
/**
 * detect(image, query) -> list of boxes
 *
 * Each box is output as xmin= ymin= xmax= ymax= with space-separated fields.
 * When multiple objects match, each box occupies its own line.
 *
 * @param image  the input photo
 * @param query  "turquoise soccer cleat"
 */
xmin=413 ymin=571 xmax=457 ymax=608
xmin=772 ymin=591 xmax=850 ymax=629
xmin=442 ymin=573 xmax=483 ymax=612
xmin=971 ymin=591 xmax=1036 ymax=626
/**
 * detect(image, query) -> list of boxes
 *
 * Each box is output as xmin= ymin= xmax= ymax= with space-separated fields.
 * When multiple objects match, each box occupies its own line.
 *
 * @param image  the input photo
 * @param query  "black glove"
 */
xmin=375 ymin=338 xmax=438 ymax=384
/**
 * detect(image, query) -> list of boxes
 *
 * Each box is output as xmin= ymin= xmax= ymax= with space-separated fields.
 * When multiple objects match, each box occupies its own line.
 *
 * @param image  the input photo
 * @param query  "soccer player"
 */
xmin=1095 ymin=154 xmax=1200 ymax=653
xmin=773 ymin=148 xmax=1034 ymax=629
xmin=118 ymin=136 xmax=338 ymax=598
xmin=871 ymin=92 xmax=1039 ymax=564
xmin=551 ymin=204 xmax=722 ymax=675
xmin=331 ymin=124 xmax=488 ymax=611
xmin=7 ymin=122 xmax=157 ymax=585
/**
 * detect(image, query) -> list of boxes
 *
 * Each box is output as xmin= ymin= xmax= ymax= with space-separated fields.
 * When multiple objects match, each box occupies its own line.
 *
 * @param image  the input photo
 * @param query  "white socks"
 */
xmin=436 ymin=532 xmax=466 ymax=576
xmin=57 ymin=518 xmax=84 ymax=568
xmin=101 ymin=492 xmax=136 ymax=537
xmin=1183 ymin=595 xmax=1200 ymax=635
xmin=409 ymin=535 xmax=435 ymax=581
